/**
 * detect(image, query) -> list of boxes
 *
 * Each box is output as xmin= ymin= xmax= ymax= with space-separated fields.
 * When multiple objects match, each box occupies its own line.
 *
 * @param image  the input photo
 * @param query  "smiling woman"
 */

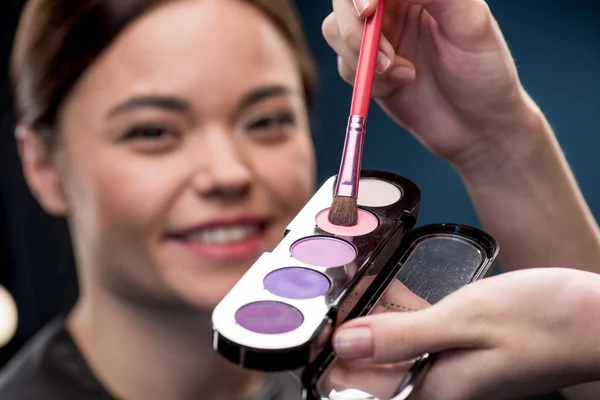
xmin=1 ymin=0 xmax=319 ymax=399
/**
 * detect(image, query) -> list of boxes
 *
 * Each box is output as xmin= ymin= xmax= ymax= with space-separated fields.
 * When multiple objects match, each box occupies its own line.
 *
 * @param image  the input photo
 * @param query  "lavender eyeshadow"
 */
xmin=264 ymin=267 xmax=330 ymax=299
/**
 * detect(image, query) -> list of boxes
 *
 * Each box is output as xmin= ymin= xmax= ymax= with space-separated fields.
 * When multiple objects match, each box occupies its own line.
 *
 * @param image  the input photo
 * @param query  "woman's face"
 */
xmin=32 ymin=0 xmax=316 ymax=309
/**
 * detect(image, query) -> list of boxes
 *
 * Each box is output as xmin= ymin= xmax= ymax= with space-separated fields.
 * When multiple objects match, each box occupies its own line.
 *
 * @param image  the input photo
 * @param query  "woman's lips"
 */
xmin=167 ymin=217 xmax=271 ymax=263
xmin=172 ymin=233 xmax=267 ymax=262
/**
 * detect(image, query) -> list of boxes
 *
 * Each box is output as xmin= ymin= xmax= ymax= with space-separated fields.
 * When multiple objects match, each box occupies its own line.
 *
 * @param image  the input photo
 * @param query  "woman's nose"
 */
xmin=192 ymin=131 xmax=253 ymax=201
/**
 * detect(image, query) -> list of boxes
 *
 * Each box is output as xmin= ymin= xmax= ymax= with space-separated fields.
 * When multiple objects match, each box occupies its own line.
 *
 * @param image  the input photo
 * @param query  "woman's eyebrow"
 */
xmin=238 ymin=84 xmax=294 ymax=110
xmin=107 ymin=96 xmax=191 ymax=118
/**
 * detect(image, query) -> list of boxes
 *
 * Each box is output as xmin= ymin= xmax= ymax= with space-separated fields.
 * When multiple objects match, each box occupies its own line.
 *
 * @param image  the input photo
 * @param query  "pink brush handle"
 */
xmin=335 ymin=0 xmax=386 ymax=198
xmin=350 ymin=0 xmax=386 ymax=117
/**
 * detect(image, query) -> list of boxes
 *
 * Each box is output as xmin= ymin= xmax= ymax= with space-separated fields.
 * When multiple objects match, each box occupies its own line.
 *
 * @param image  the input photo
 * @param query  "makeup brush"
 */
xmin=329 ymin=0 xmax=386 ymax=227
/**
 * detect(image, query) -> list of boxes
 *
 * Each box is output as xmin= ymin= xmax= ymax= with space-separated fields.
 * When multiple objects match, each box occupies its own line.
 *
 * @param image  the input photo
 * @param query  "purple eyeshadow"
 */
xmin=264 ymin=267 xmax=331 ymax=300
xmin=290 ymin=236 xmax=357 ymax=268
xmin=235 ymin=301 xmax=303 ymax=334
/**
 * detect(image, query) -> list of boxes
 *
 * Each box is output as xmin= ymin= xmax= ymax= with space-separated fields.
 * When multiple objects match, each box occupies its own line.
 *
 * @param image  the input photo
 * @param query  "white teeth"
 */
xmin=187 ymin=225 xmax=259 ymax=244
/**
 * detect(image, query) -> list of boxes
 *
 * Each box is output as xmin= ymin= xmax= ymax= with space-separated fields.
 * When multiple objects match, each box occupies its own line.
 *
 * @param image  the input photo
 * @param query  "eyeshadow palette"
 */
xmin=212 ymin=171 xmax=421 ymax=371
xmin=301 ymin=223 xmax=499 ymax=400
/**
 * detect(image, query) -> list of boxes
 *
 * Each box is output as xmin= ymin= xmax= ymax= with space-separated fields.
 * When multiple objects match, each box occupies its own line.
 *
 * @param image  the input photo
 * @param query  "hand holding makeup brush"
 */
xmin=332 ymin=268 xmax=600 ymax=400
xmin=328 ymin=0 xmax=387 ymax=226
xmin=323 ymin=0 xmax=542 ymax=175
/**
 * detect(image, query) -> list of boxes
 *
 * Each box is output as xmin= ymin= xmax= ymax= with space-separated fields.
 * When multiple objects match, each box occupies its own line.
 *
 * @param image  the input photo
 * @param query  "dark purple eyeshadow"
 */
xmin=235 ymin=301 xmax=303 ymax=334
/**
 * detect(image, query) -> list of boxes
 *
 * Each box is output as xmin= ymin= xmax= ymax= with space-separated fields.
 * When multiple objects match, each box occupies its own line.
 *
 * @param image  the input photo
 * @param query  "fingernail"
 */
xmin=390 ymin=65 xmax=416 ymax=82
xmin=334 ymin=327 xmax=374 ymax=359
xmin=376 ymin=51 xmax=392 ymax=73
xmin=352 ymin=0 xmax=370 ymax=17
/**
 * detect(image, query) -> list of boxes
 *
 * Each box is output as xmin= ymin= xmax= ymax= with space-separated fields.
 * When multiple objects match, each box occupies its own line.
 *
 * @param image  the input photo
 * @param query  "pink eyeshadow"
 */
xmin=315 ymin=208 xmax=379 ymax=236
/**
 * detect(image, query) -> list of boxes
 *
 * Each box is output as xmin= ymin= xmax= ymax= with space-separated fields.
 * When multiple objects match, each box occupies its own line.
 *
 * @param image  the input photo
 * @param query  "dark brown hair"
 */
xmin=11 ymin=0 xmax=317 ymax=142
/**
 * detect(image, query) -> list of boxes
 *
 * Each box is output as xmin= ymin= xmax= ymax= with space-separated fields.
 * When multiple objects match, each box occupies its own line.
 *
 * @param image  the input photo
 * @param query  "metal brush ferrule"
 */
xmin=334 ymin=115 xmax=367 ymax=198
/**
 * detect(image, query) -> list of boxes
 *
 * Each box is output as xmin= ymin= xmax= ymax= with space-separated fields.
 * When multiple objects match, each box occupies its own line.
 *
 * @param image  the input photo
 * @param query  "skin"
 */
xmin=19 ymin=0 xmax=315 ymax=399
xmin=325 ymin=0 xmax=600 ymax=398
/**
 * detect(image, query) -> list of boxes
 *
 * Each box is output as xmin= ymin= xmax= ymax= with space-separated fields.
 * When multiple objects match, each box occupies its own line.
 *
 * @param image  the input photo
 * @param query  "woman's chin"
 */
xmin=157 ymin=229 xmax=285 ymax=310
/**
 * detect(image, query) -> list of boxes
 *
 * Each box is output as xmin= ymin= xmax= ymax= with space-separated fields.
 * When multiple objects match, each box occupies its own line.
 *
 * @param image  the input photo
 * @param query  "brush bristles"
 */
xmin=328 ymin=196 xmax=358 ymax=226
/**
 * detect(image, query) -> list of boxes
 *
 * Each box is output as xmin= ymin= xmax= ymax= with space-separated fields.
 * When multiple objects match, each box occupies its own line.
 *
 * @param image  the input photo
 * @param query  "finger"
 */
xmin=331 ymin=0 xmax=396 ymax=73
xmin=349 ymin=0 xmax=379 ymax=18
xmin=402 ymin=0 xmax=496 ymax=45
xmin=338 ymin=56 xmax=416 ymax=98
xmin=333 ymin=297 xmax=490 ymax=363
xmin=338 ymin=56 xmax=356 ymax=85
xmin=322 ymin=13 xmax=360 ymax=74
xmin=321 ymin=359 xmax=413 ymax=399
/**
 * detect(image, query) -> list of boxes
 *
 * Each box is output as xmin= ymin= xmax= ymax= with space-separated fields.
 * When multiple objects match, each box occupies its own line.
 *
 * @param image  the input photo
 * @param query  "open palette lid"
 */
xmin=301 ymin=223 xmax=499 ymax=400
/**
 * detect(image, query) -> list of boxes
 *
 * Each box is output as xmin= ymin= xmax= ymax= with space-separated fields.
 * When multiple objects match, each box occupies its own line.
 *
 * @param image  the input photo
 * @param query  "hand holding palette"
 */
xmin=301 ymin=224 xmax=499 ymax=400
xmin=212 ymin=171 xmax=421 ymax=371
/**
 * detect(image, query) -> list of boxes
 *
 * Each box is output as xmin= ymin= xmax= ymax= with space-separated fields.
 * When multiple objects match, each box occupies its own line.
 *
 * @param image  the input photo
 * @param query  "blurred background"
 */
xmin=1 ymin=0 xmax=599 ymax=369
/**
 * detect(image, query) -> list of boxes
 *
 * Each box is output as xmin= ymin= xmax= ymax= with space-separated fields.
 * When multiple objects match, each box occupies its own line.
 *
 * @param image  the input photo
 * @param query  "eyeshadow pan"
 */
xmin=358 ymin=178 xmax=402 ymax=207
xmin=290 ymin=236 xmax=356 ymax=268
xmin=264 ymin=267 xmax=331 ymax=299
xmin=235 ymin=301 xmax=303 ymax=334
xmin=315 ymin=208 xmax=378 ymax=236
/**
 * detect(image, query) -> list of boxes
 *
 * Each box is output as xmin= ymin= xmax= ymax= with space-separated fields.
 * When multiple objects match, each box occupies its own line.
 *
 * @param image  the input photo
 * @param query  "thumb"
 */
xmin=333 ymin=300 xmax=485 ymax=363
xmin=350 ymin=0 xmax=378 ymax=18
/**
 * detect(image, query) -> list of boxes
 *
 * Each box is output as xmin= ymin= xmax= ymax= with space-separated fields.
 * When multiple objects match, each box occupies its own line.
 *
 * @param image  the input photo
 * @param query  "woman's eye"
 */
xmin=120 ymin=125 xmax=181 ymax=152
xmin=246 ymin=112 xmax=296 ymax=135
xmin=123 ymin=126 xmax=172 ymax=140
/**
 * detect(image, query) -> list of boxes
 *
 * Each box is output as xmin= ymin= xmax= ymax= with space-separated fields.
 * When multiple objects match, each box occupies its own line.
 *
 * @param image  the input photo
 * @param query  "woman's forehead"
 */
xmin=64 ymin=0 xmax=303 ymax=119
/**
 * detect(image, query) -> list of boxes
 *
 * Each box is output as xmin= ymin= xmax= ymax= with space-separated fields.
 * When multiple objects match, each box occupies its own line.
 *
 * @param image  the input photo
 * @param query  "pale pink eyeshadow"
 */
xmin=290 ymin=236 xmax=356 ymax=268
xmin=315 ymin=208 xmax=379 ymax=236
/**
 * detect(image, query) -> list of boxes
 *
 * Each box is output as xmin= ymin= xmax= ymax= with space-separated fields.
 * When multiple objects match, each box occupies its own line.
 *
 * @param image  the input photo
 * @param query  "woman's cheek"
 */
xmin=88 ymin=155 xmax=180 ymax=239
xmin=254 ymin=140 xmax=315 ymax=213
